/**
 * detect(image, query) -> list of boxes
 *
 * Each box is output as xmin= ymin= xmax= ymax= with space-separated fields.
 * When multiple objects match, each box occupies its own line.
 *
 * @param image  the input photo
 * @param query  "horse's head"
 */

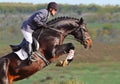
xmin=46 ymin=16 xmax=92 ymax=48
xmin=71 ymin=18 xmax=92 ymax=48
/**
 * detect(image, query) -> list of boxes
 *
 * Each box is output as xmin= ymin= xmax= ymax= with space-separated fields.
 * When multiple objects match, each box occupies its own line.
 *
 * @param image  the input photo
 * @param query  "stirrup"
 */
xmin=29 ymin=54 xmax=36 ymax=62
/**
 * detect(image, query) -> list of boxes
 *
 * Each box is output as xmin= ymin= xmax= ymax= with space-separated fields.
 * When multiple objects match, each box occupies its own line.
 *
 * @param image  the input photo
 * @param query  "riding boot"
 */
xmin=19 ymin=38 xmax=26 ymax=47
xmin=10 ymin=38 xmax=26 ymax=51
xmin=24 ymin=42 xmax=36 ymax=63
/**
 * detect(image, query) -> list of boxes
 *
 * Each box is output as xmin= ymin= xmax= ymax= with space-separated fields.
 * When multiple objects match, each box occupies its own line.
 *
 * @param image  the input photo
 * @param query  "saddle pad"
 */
xmin=14 ymin=49 xmax=28 ymax=60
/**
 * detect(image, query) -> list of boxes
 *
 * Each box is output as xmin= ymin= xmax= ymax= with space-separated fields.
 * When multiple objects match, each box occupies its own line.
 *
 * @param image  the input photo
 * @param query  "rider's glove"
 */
xmin=42 ymin=24 xmax=48 ymax=28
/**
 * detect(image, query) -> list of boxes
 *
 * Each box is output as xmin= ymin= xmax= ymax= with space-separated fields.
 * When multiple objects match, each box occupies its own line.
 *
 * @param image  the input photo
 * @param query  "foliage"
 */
xmin=96 ymin=23 xmax=120 ymax=43
xmin=0 ymin=3 xmax=120 ymax=23
xmin=0 ymin=3 xmax=120 ymax=14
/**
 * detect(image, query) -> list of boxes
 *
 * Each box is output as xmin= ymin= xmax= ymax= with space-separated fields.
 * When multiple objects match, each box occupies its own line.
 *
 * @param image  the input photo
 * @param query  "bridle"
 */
xmin=80 ymin=25 xmax=87 ymax=45
xmin=75 ymin=23 xmax=90 ymax=46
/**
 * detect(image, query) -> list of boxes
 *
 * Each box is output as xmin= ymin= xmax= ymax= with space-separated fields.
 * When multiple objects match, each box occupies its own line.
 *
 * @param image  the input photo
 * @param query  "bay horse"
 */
xmin=0 ymin=16 xmax=92 ymax=84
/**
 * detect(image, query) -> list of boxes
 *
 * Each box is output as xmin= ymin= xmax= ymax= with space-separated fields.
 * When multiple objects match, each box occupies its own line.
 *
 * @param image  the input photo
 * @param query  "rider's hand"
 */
xmin=42 ymin=24 xmax=48 ymax=28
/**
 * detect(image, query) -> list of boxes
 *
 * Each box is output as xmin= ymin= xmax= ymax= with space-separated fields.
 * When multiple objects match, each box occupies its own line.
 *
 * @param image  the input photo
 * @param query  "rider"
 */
xmin=11 ymin=2 xmax=58 ymax=61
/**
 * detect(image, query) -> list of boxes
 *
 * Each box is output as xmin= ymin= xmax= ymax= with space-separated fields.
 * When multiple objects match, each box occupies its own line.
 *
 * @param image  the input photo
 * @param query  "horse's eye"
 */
xmin=83 ymin=28 xmax=88 ymax=32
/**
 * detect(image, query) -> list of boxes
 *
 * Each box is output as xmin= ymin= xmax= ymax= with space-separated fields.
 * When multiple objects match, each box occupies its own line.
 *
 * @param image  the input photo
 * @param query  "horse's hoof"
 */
xmin=56 ymin=60 xmax=68 ymax=67
xmin=62 ymin=60 xmax=68 ymax=67
xmin=56 ymin=60 xmax=63 ymax=67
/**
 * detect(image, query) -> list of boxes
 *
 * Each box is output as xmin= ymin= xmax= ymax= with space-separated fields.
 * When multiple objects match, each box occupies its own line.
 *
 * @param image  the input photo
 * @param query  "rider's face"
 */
xmin=50 ymin=8 xmax=57 ymax=16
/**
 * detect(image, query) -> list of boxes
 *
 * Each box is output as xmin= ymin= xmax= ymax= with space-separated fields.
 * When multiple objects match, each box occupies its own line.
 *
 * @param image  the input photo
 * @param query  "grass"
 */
xmin=14 ymin=62 xmax=120 ymax=84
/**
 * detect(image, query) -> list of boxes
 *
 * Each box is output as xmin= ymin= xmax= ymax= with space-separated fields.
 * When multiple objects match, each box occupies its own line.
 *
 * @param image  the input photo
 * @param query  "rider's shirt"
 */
xmin=21 ymin=9 xmax=49 ymax=31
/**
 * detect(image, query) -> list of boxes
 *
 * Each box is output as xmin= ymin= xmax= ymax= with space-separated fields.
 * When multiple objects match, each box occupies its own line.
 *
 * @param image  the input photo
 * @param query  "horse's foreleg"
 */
xmin=55 ymin=43 xmax=75 ymax=56
xmin=56 ymin=49 xmax=75 ymax=67
xmin=54 ymin=43 xmax=75 ymax=67
xmin=0 ymin=58 xmax=10 ymax=84
xmin=64 ymin=49 xmax=75 ymax=64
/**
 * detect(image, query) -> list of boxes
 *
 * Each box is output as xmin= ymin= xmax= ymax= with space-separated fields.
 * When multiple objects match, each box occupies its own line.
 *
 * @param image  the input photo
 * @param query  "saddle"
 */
xmin=10 ymin=38 xmax=39 ymax=52
xmin=10 ymin=38 xmax=49 ymax=65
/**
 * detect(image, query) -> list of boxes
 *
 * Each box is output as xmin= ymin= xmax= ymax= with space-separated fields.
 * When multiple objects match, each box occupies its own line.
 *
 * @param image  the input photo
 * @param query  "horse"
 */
xmin=0 ymin=16 xmax=92 ymax=84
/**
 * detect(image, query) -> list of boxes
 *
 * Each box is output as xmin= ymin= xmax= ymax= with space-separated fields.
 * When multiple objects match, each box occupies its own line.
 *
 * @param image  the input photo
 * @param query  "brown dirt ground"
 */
xmin=74 ymin=41 xmax=120 ymax=62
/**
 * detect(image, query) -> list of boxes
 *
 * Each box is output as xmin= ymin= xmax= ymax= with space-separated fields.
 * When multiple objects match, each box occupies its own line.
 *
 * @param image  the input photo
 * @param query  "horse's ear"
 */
xmin=79 ymin=17 xmax=84 ymax=24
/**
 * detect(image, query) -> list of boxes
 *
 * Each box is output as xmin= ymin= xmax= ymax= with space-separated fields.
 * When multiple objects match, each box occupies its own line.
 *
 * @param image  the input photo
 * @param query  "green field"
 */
xmin=14 ymin=62 xmax=120 ymax=84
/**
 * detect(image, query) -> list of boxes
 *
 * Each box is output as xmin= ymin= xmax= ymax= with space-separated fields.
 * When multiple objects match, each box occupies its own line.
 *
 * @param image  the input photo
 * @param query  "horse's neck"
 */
xmin=49 ymin=25 xmax=73 ymax=33
xmin=55 ymin=27 xmax=76 ymax=36
xmin=48 ymin=20 xmax=78 ymax=35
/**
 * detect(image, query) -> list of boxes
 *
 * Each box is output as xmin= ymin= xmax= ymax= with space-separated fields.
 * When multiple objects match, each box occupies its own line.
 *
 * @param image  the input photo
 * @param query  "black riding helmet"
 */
xmin=47 ymin=2 xmax=58 ymax=11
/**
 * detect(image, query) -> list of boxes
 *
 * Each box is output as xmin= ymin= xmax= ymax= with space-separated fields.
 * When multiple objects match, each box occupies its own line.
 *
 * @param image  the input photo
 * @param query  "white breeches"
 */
xmin=21 ymin=29 xmax=33 ymax=44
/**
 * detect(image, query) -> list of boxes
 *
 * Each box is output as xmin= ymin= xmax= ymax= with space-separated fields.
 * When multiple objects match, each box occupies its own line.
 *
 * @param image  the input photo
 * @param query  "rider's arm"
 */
xmin=33 ymin=12 xmax=45 ymax=27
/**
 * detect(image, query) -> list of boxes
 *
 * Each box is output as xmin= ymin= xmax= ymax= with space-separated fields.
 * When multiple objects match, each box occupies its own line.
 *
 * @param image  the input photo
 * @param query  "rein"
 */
xmin=47 ymin=26 xmax=79 ymax=36
xmin=49 ymin=27 xmax=64 ymax=34
xmin=37 ymin=28 xmax=44 ymax=41
xmin=47 ymin=27 xmax=67 ymax=36
xmin=37 ymin=27 xmax=66 ymax=41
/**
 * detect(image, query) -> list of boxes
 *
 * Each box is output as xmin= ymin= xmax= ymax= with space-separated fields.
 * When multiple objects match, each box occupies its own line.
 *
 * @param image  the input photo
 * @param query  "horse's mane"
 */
xmin=34 ymin=16 xmax=80 ymax=39
xmin=47 ymin=16 xmax=79 ymax=25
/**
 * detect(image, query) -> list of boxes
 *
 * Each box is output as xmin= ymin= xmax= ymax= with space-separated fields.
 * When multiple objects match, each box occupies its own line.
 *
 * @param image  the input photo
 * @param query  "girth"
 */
xmin=32 ymin=51 xmax=49 ymax=66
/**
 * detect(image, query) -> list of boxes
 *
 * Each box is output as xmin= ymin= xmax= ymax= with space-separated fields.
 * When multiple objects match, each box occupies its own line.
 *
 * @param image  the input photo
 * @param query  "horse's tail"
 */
xmin=0 ymin=58 xmax=10 ymax=84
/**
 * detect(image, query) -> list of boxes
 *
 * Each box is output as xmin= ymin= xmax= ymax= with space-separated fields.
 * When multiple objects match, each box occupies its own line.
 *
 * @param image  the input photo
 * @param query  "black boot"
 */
xmin=10 ymin=38 xmax=26 ymax=51
xmin=24 ymin=42 xmax=36 ymax=63
xmin=10 ymin=45 xmax=21 ymax=51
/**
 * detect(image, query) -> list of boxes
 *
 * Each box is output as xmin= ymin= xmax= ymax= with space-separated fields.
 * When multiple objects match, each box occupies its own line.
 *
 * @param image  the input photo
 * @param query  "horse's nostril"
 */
xmin=86 ymin=39 xmax=92 ymax=48
xmin=84 ymin=44 xmax=87 ymax=48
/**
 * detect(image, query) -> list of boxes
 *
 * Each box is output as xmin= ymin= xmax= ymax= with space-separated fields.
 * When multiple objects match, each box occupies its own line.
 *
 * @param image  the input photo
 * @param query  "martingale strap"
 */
xmin=33 ymin=51 xmax=49 ymax=66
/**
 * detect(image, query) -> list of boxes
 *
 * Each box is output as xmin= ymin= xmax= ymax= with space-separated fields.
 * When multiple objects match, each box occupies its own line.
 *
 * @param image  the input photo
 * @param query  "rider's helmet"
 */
xmin=47 ymin=2 xmax=58 ymax=11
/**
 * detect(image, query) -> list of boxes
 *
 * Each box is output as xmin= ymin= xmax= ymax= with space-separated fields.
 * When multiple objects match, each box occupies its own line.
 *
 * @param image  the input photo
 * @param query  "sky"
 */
xmin=0 ymin=0 xmax=120 ymax=5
